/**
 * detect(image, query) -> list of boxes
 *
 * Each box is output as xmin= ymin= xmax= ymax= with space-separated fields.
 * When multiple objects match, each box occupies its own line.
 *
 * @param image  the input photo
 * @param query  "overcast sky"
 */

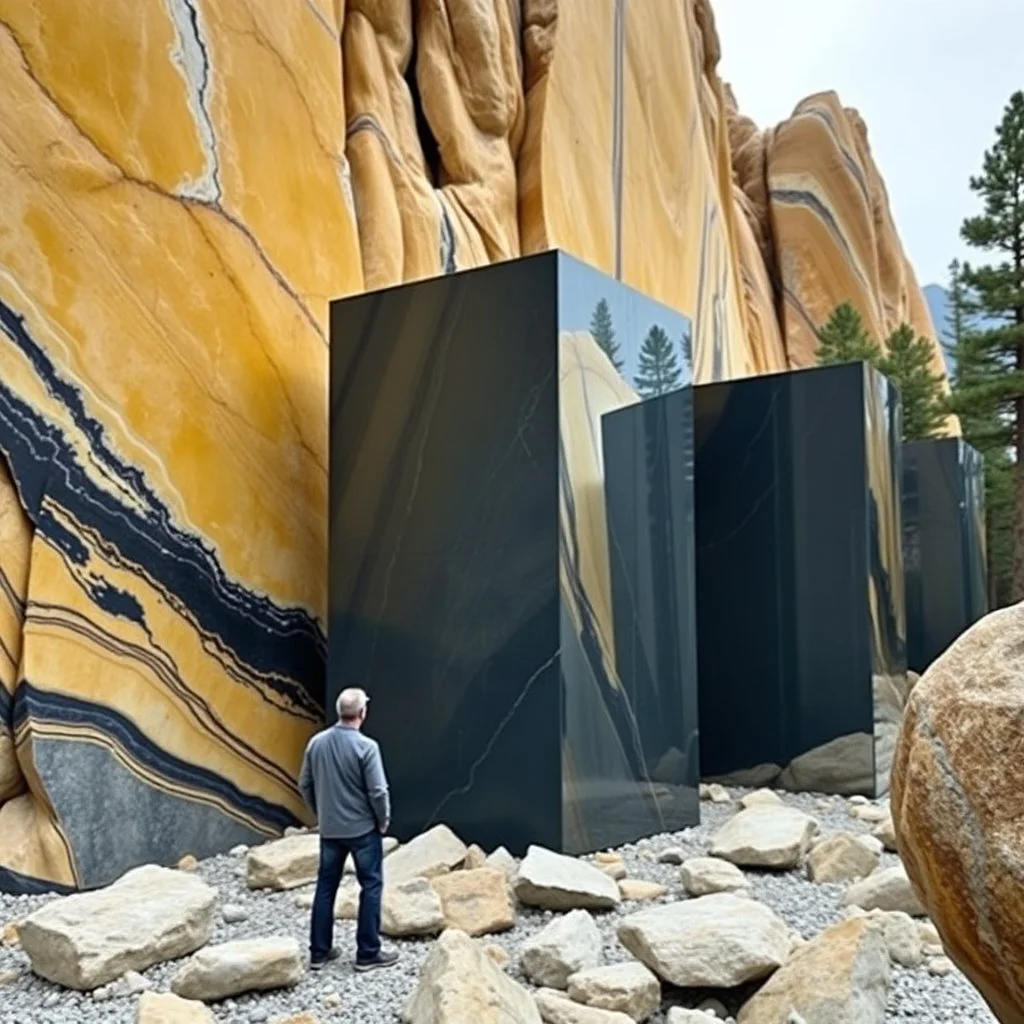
xmin=713 ymin=0 xmax=1024 ymax=289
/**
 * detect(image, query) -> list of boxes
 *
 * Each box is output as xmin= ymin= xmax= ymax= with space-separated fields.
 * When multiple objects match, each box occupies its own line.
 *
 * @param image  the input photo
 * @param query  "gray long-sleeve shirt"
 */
xmin=297 ymin=724 xmax=390 ymax=839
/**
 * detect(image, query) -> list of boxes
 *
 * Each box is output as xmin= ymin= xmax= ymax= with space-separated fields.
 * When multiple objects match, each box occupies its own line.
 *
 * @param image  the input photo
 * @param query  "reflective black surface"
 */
xmin=903 ymin=438 xmax=988 ymax=674
xmin=329 ymin=252 xmax=698 ymax=855
xmin=693 ymin=363 xmax=906 ymax=797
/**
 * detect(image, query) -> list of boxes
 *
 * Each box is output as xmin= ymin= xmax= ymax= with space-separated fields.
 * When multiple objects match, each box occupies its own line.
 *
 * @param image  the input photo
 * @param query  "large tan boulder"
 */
xmin=19 ymin=865 xmax=216 ymax=990
xmin=402 ymin=927 xmax=541 ymax=1024
xmin=566 ymin=961 xmax=660 ymax=1022
xmin=708 ymin=806 xmax=818 ymax=869
xmin=892 ymin=603 xmax=1024 ymax=1024
xmin=515 ymin=846 xmax=621 ymax=911
xmin=385 ymin=825 xmax=468 ymax=884
xmin=806 ymin=832 xmax=879 ymax=883
xmin=430 ymin=867 xmax=516 ymax=936
xmin=521 ymin=909 xmax=603 ymax=989
xmin=841 ymin=865 xmax=925 ymax=917
xmin=171 ymin=937 xmax=303 ymax=1001
xmin=737 ymin=918 xmax=890 ymax=1024
xmin=245 ymin=834 xmax=319 ymax=891
xmin=617 ymin=893 xmax=789 ymax=987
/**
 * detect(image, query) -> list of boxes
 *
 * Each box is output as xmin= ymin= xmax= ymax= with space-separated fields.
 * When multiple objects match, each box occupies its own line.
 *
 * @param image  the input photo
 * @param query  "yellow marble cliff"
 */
xmin=0 ymin=0 xmax=950 ymax=892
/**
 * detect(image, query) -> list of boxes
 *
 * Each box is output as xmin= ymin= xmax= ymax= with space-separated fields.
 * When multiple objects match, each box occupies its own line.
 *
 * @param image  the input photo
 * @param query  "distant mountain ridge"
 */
xmin=923 ymin=284 xmax=955 ymax=374
xmin=922 ymin=282 xmax=1004 ymax=378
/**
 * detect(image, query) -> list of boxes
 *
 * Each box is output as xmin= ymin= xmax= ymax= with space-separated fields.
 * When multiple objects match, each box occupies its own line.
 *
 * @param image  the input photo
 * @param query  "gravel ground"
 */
xmin=0 ymin=789 xmax=998 ymax=1023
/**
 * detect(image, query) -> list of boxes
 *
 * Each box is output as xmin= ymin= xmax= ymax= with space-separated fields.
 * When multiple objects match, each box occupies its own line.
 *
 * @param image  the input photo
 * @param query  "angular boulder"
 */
xmin=535 ymin=988 xmax=634 ymax=1024
xmin=332 ymin=876 xmax=445 ymax=936
xmin=567 ymin=961 xmax=660 ymax=1022
xmin=19 ymin=865 xmax=215 ymax=990
xmin=521 ymin=908 xmax=604 ymax=988
xmin=402 ymin=927 xmax=541 ymax=1024
xmin=170 ymin=936 xmax=303 ymax=1001
xmin=872 ymin=816 xmax=898 ymax=853
xmin=383 ymin=878 xmax=446 ymax=937
xmin=137 ymin=992 xmax=216 ymax=1023
xmin=891 ymin=602 xmax=1024 ymax=1024
xmin=806 ymin=833 xmax=879 ymax=883
xmin=485 ymin=846 xmax=518 ymax=879
xmin=245 ymin=834 xmax=319 ymax=891
xmin=680 ymin=857 xmax=749 ymax=896
xmin=737 ymin=918 xmax=890 ymax=1024
xmin=430 ymin=867 xmax=516 ymax=936
xmin=708 ymin=806 xmax=818 ymax=869
xmin=385 ymin=825 xmax=468 ymax=884
xmin=617 ymin=893 xmax=790 ymax=987
xmin=841 ymin=865 xmax=925 ymax=916
xmin=739 ymin=788 xmax=782 ymax=809
xmin=617 ymin=879 xmax=667 ymax=902
xmin=515 ymin=846 xmax=621 ymax=911
xmin=861 ymin=909 xmax=924 ymax=968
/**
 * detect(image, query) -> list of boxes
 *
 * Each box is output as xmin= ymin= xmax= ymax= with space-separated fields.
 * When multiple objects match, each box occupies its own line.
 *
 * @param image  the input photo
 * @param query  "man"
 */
xmin=298 ymin=686 xmax=399 ymax=972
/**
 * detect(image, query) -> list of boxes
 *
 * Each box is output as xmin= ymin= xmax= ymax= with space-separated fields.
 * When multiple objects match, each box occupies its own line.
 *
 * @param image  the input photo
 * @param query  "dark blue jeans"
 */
xmin=310 ymin=831 xmax=383 ymax=964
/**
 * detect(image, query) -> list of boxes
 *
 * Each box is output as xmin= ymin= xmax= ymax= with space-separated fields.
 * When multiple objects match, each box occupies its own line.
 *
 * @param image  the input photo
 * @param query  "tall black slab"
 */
xmin=902 ymin=438 xmax=988 ymax=673
xmin=693 ymin=363 xmax=906 ymax=797
xmin=329 ymin=252 xmax=698 ymax=855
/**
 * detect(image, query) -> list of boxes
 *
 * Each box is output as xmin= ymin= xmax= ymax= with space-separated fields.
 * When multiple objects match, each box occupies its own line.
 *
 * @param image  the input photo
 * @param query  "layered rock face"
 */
xmin=892 ymin=603 xmax=1024 ymax=1024
xmin=0 ymin=0 xmax=949 ymax=892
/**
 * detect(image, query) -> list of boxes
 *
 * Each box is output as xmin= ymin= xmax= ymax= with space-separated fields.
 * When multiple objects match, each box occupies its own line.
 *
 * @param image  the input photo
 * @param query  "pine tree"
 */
xmin=945 ymin=90 xmax=1024 ymax=601
xmin=816 ymin=302 xmax=882 ymax=365
xmin=589 ymin=298 xmax=623 ymax=372
xmin=878 ymin=324 xmax=947 ymax=441
xmin=680 ymin=325 xmax=693 ymax=370
xmin=634 ymin=325 xmax=682 ymax=397
xmin=946 ymin=260 xmax=1015 ymax=606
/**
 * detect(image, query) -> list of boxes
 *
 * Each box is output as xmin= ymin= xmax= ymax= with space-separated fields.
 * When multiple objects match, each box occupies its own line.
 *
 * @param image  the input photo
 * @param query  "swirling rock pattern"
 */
xmin=0 ymin=0 xmax=952 ymax=891
xmin=892 ymin=604 xmax=1024 ymax=1024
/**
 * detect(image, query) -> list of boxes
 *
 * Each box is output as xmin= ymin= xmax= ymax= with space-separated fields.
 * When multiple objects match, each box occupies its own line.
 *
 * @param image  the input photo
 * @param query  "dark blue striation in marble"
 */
xmin=328 ymin=251 xmax=698 ymax=855
xmin=902 ymin=438 xmax=988 ymax=673
xmin=0 ymin=294 xmax=325 ymax=894
xmin=0 ymin=299 xmax=325 ymax=705
xmin=693 ymin=363 xmax=906 ymax=797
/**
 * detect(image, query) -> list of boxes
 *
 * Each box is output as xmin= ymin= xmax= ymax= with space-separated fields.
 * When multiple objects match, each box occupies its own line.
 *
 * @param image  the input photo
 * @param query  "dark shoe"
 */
xmin=310 ymin=947 xmax=341 ymax=971
xmin=355 ymin=949 xmax=399 ymax=973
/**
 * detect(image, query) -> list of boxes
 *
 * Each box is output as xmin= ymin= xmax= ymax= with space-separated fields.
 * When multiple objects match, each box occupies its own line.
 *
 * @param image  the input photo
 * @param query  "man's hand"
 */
xmin=379 ymin=821 xmax=389 ymax=835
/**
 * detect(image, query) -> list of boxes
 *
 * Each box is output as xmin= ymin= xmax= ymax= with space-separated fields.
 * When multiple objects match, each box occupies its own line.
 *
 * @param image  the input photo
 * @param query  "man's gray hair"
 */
xmin=336 ymin=687 xmax=369 ymax=721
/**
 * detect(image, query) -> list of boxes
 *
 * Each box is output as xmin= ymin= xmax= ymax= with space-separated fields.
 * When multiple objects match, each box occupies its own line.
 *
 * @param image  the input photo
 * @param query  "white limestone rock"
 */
xmin=708 ymin=806 xmax=818 ymax=870
xmin=245 ymin=834 xmax=319 ymax=890
xmin=842 ymin=865 xmax=926 ymax=916
xmin=806 ymin=832 xmax=880 ymax=883
xmin=699 ymin=783 xmax=731 ymax=803
xmin=485 ymin=846 xmax=518 ymax=878
xmin=402 ymin=928 xmax=541 ymax=1023
xmin=680 ymin=857 xmax=749 ymax=897
xmin=383 ymin=878 xmax=447 ymax=937
xmin=137 ymin=992 xmax=216 ymax=1023
xmin=515 ymin=846 xmax=621 ymax=911
xmin=170 ymin=936 xmax=302 ymax=1001
xmin=872 ymin=815 xmax=898 ymax=852
xmin=617 ymin=893 xmax=790 ymax=987
xmin=385 ymin=825 xmax=468 ymax=884
xmin=567 ymin=961 xmax=661 ymax=1022
xmin=739 ymin=788 xmax=783 ymax=809
xmin=617 ymin=879 xmax=668 ymax=902
xmin=535 ymin=988 xmax=633 ymax=1024
xmin=430 ymin=867 xmax=516 ymax=936
xmin=19 ymin=865 xmax=216 ymax=990
xmin=521 ymin=909 xmax=603 ymax=988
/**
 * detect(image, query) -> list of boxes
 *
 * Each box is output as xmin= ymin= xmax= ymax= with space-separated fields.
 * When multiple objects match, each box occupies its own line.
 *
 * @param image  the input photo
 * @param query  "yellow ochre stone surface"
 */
xmin=0 ymin=0 xmax=952 ymax=892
